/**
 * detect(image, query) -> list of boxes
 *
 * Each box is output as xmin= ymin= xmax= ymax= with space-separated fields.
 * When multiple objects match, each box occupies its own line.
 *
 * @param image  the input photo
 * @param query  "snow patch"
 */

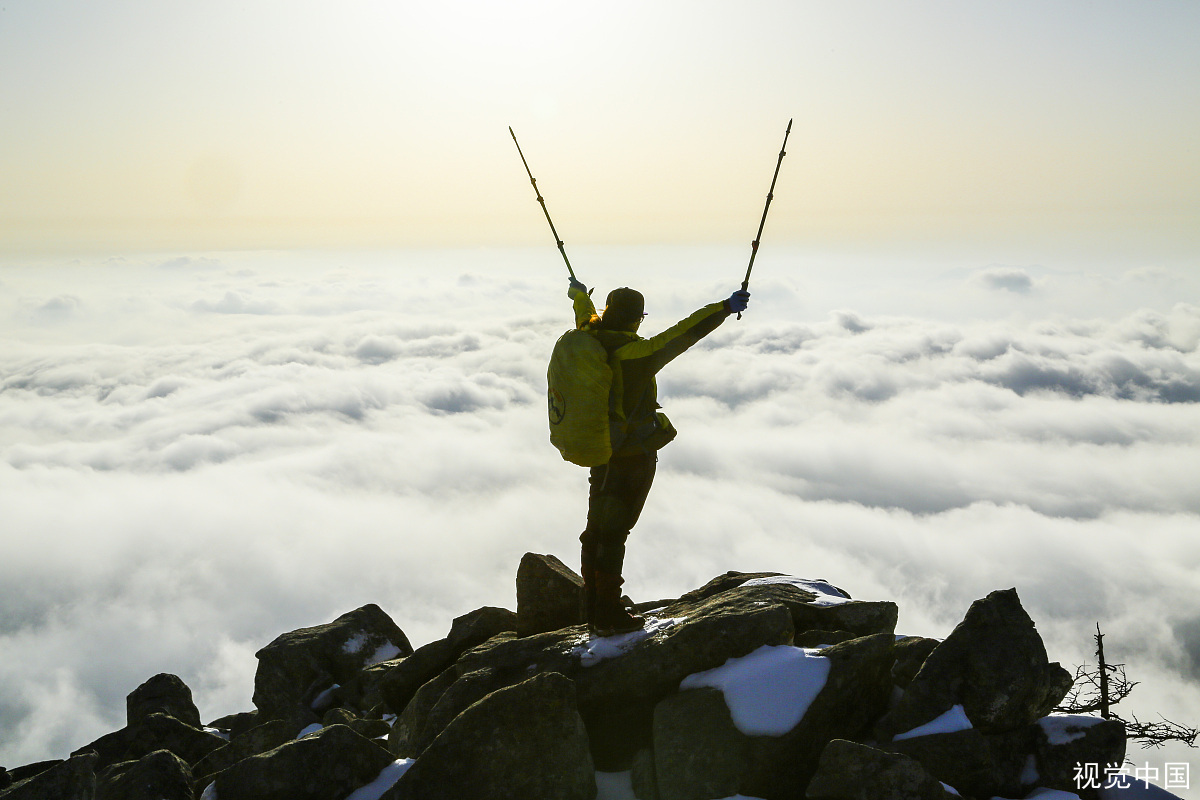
xmin=368 ymin=641 xmax=402 ymax=666
xmin=573 ymin=617 xmax=686 ymax=667
xmin=680 ymin=645 xmax=830 ymax=736
xmin=1037 ymin=714 xmax=1105 ymax=745
xmin=343 ymin=632 xmax=370 ymax=654
xmin=894 ymin=704 xmax=973 ymax=740
xmin=346 ymin=759 xmax=415 ymax=800
xmin=740 ymin=576 xmax=853 ymax=606
xmin=296 ymin=722 xmax=323 ymax=738
xmin=595 ymin=770 xmax=639 ymax=800
xmin=200 ymin=781 xmax=218 ymax=800
xmin=310 ymin=683 xmax=341 ymax=711
xmin=1020 ymin=754 xmax=1040 ymax=785
xmin=343 ymin=633 xmax=401 ymax=666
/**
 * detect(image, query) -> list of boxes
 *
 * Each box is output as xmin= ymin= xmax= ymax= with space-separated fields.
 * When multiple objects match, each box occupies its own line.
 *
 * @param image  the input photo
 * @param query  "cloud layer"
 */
xmin=1 ymin=247 xmax=1198 ymax=777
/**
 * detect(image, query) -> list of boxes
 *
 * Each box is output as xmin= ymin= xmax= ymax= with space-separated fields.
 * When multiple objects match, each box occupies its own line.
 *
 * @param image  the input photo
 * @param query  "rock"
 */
xmin=378 ymin=605 xmax=516 ymax=716
xmin=73 ymin=713 xmax=226 ymax=771
xmin=212 ymin=724 xmax=394 ymax=800
xmin=126 ymin=674 xmax=202 ymax=729
xmin=652 ymin=687 xmax=748 ymax=800
xmin=383 ymin=672 xmax=595 ymax=800
xmin=427 ymin=580 xmax=799 ymax=769
xmin=668 ymin=573 xmax=897 ymax=641
xmin=630 ymin=747 xmax=658 ymax=800
xmin=1033 ymin=715 xmax=1126 ymax=793
xmin=388 ymin=666 xmax=461 ymax=757
xmin=0 ymin=751 xmax=97 ymax=800
xmin=95 ymin=749 xmax=192 ymax=800
xmin=807 ymin=739 xmax=961 ymax=800
xmin=516 ymin=552 xmax=585 ymax=636
xmin=206 ymin=710 xmax=258 ymax=738
xmin=1 ymin=760 xmax=62 ymax=786
xmin=649 ymin=633 xmax=895 ymax=800
xmin=252 ymin=604 xmax=414 ymax=720
xmin=884 ymin=727 xmax=1035 ymax=799
xmin=875 ymin=588 xmax=1073 ymax=740
xmin=192 ymin=719 xmax=297 ymax=785
xmin=892 ymin=637 xmax=940 ymax=688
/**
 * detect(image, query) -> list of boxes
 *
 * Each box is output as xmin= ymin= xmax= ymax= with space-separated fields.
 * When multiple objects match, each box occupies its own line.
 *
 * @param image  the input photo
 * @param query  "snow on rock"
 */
xmin=343 ymin=632 xmax=371 ymax=654
xmin=572 ymin=616 xmax=687 ymax=667
xmin=740 ymin=576 xmax=852 ymax=606
xmin=296 ymin=722 xmax=323 ymax=739
xmin=344 ymin=632 xmax=403 ymax=666
xmin=1037 ymin=713 xmax=1105 ymax=745
xmin=345 ymin=759 xmax=415 ymax=800
xmin=680 ymin=644 xmax=831 ymax=736
xmin=595 ymin=770 xmax=639 ymax=800
xmin=893 ymin=704 xmax=973 ymax=740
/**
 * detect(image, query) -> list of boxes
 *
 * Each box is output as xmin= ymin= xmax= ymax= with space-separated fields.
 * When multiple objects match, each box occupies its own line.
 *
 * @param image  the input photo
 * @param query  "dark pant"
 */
xmin=580 ymin=452 xmax=657 ymax=577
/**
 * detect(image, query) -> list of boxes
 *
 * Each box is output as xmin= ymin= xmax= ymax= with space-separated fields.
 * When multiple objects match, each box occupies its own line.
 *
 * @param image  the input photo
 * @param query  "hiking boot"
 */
xmin=589 ymin=570 xmax=644 ymax=637
xmin=589 ymin=601 xmax=645 ymax=637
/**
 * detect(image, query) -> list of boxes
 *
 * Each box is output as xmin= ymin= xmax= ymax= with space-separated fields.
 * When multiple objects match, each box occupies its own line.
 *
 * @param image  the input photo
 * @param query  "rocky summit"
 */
xmin=0 ymin=556 xmax=1129 ymax=800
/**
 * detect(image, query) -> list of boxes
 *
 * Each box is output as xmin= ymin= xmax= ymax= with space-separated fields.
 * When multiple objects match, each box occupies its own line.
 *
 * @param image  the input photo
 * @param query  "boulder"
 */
xmin=1033 ymin=715 xmax=1126 ymax=793
xmin=0 ymin=751 xmax=97 ymax=800
xmin=212 ymin=724 xmax=394 ymax=800
xmin=126 ymin=674 xmax=202 ymax=729
xmin=875 ymin=588 xmax=1073 ymax=740
xmin=883 ymin=726 xmax=1035 ymax=799
xmin=378 ymin=605 xmax=516 ymax=716
xmin=652 ymin=687 xmax=748 ymax=800
xmin=253 ymin=604 xmax=413 ymax=720
xmin=73 ymin=713 xmax=226 ymax=771
xmin=630 ymin=747 xmax=659 ymax=800
xmin=806 ymin=739 xmax=960 ymax=800
xmin=382 ymin=672 xmax=595 ymax=800
xmin=95 ymin=749 xmax=192 ymax=800
xmin=389 ymin=666 xmax=462 ymax=757
xmin=1 ymin=760 xmax=62 ymax=786
xmin=434 ymin=581 xmax=799 ymax=769
xmin=516 ymin=552 xmax=585 ymax=636
xmin=192 ymin=718 xmax=297 ymax=785
xmin=206 ymin=710 xmax=258 ymax=738
xmin=667 ymin=573 xmax=897 ymax=640
xmin=891 ymin=637 xmax=940 ymax=688
xmin=648 ymin=633 xmax=895 ymax=800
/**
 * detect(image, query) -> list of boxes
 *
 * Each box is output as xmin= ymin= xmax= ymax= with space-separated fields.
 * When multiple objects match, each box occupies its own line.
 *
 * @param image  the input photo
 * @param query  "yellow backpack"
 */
xmin=547 ymin=328 xmax=614 ymax=467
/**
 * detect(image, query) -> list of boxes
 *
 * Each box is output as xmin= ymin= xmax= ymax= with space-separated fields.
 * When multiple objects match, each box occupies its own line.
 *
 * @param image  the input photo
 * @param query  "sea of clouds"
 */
xmin=1 ymin=245 xmax=1197 ymax=785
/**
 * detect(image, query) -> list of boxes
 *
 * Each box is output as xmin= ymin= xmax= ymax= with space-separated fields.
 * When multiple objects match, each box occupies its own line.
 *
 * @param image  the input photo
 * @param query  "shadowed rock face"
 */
xmin=252 ymin=603 xmax=414 ymax=720
xmin=875 ymin=587 xmax=1074 ymax=742
xmin=0 ymin=564 xmax=1131 ymax=800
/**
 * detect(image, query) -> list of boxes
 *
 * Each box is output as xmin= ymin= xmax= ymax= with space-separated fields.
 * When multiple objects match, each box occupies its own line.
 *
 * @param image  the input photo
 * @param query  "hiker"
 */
xmin=568 ymin=278 xmax=751 ymax=635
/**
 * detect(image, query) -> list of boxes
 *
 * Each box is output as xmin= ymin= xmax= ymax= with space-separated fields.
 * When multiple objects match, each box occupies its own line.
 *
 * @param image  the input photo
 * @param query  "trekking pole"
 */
xmin=738 ymin=118 xmax=792 ymax=319
xmin=509 ymin=127 xmax=577 ymax=281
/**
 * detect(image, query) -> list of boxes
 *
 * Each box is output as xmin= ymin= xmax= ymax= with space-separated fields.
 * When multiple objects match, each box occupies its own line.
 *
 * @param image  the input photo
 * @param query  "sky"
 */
xmin=1 ymin=0 xmax=1198 ymax=254
xmin=1 ymin=0 xmax=1199 ymax=793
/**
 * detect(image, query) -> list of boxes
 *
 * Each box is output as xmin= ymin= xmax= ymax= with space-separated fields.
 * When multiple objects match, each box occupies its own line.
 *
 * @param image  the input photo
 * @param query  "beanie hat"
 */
xmin=602 ymin=287 xmax=644 ymax=328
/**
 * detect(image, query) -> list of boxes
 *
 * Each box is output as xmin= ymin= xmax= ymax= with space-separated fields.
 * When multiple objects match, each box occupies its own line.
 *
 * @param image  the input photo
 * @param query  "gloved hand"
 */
xmin=726 ymin=289 xmax=750 ymax=314
xmin=569 ymin=278 xmax=587 ymax=296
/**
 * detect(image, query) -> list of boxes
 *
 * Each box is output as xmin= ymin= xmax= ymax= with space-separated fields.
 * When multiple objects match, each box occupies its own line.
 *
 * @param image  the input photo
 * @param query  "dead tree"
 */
xmin=1056 ymin=623 xmax=1197 ymax=749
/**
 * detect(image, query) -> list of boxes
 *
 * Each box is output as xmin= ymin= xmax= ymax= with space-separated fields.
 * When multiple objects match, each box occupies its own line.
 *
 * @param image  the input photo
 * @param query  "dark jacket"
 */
xmin=570 ymin=285 xmax=731 ymax=457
